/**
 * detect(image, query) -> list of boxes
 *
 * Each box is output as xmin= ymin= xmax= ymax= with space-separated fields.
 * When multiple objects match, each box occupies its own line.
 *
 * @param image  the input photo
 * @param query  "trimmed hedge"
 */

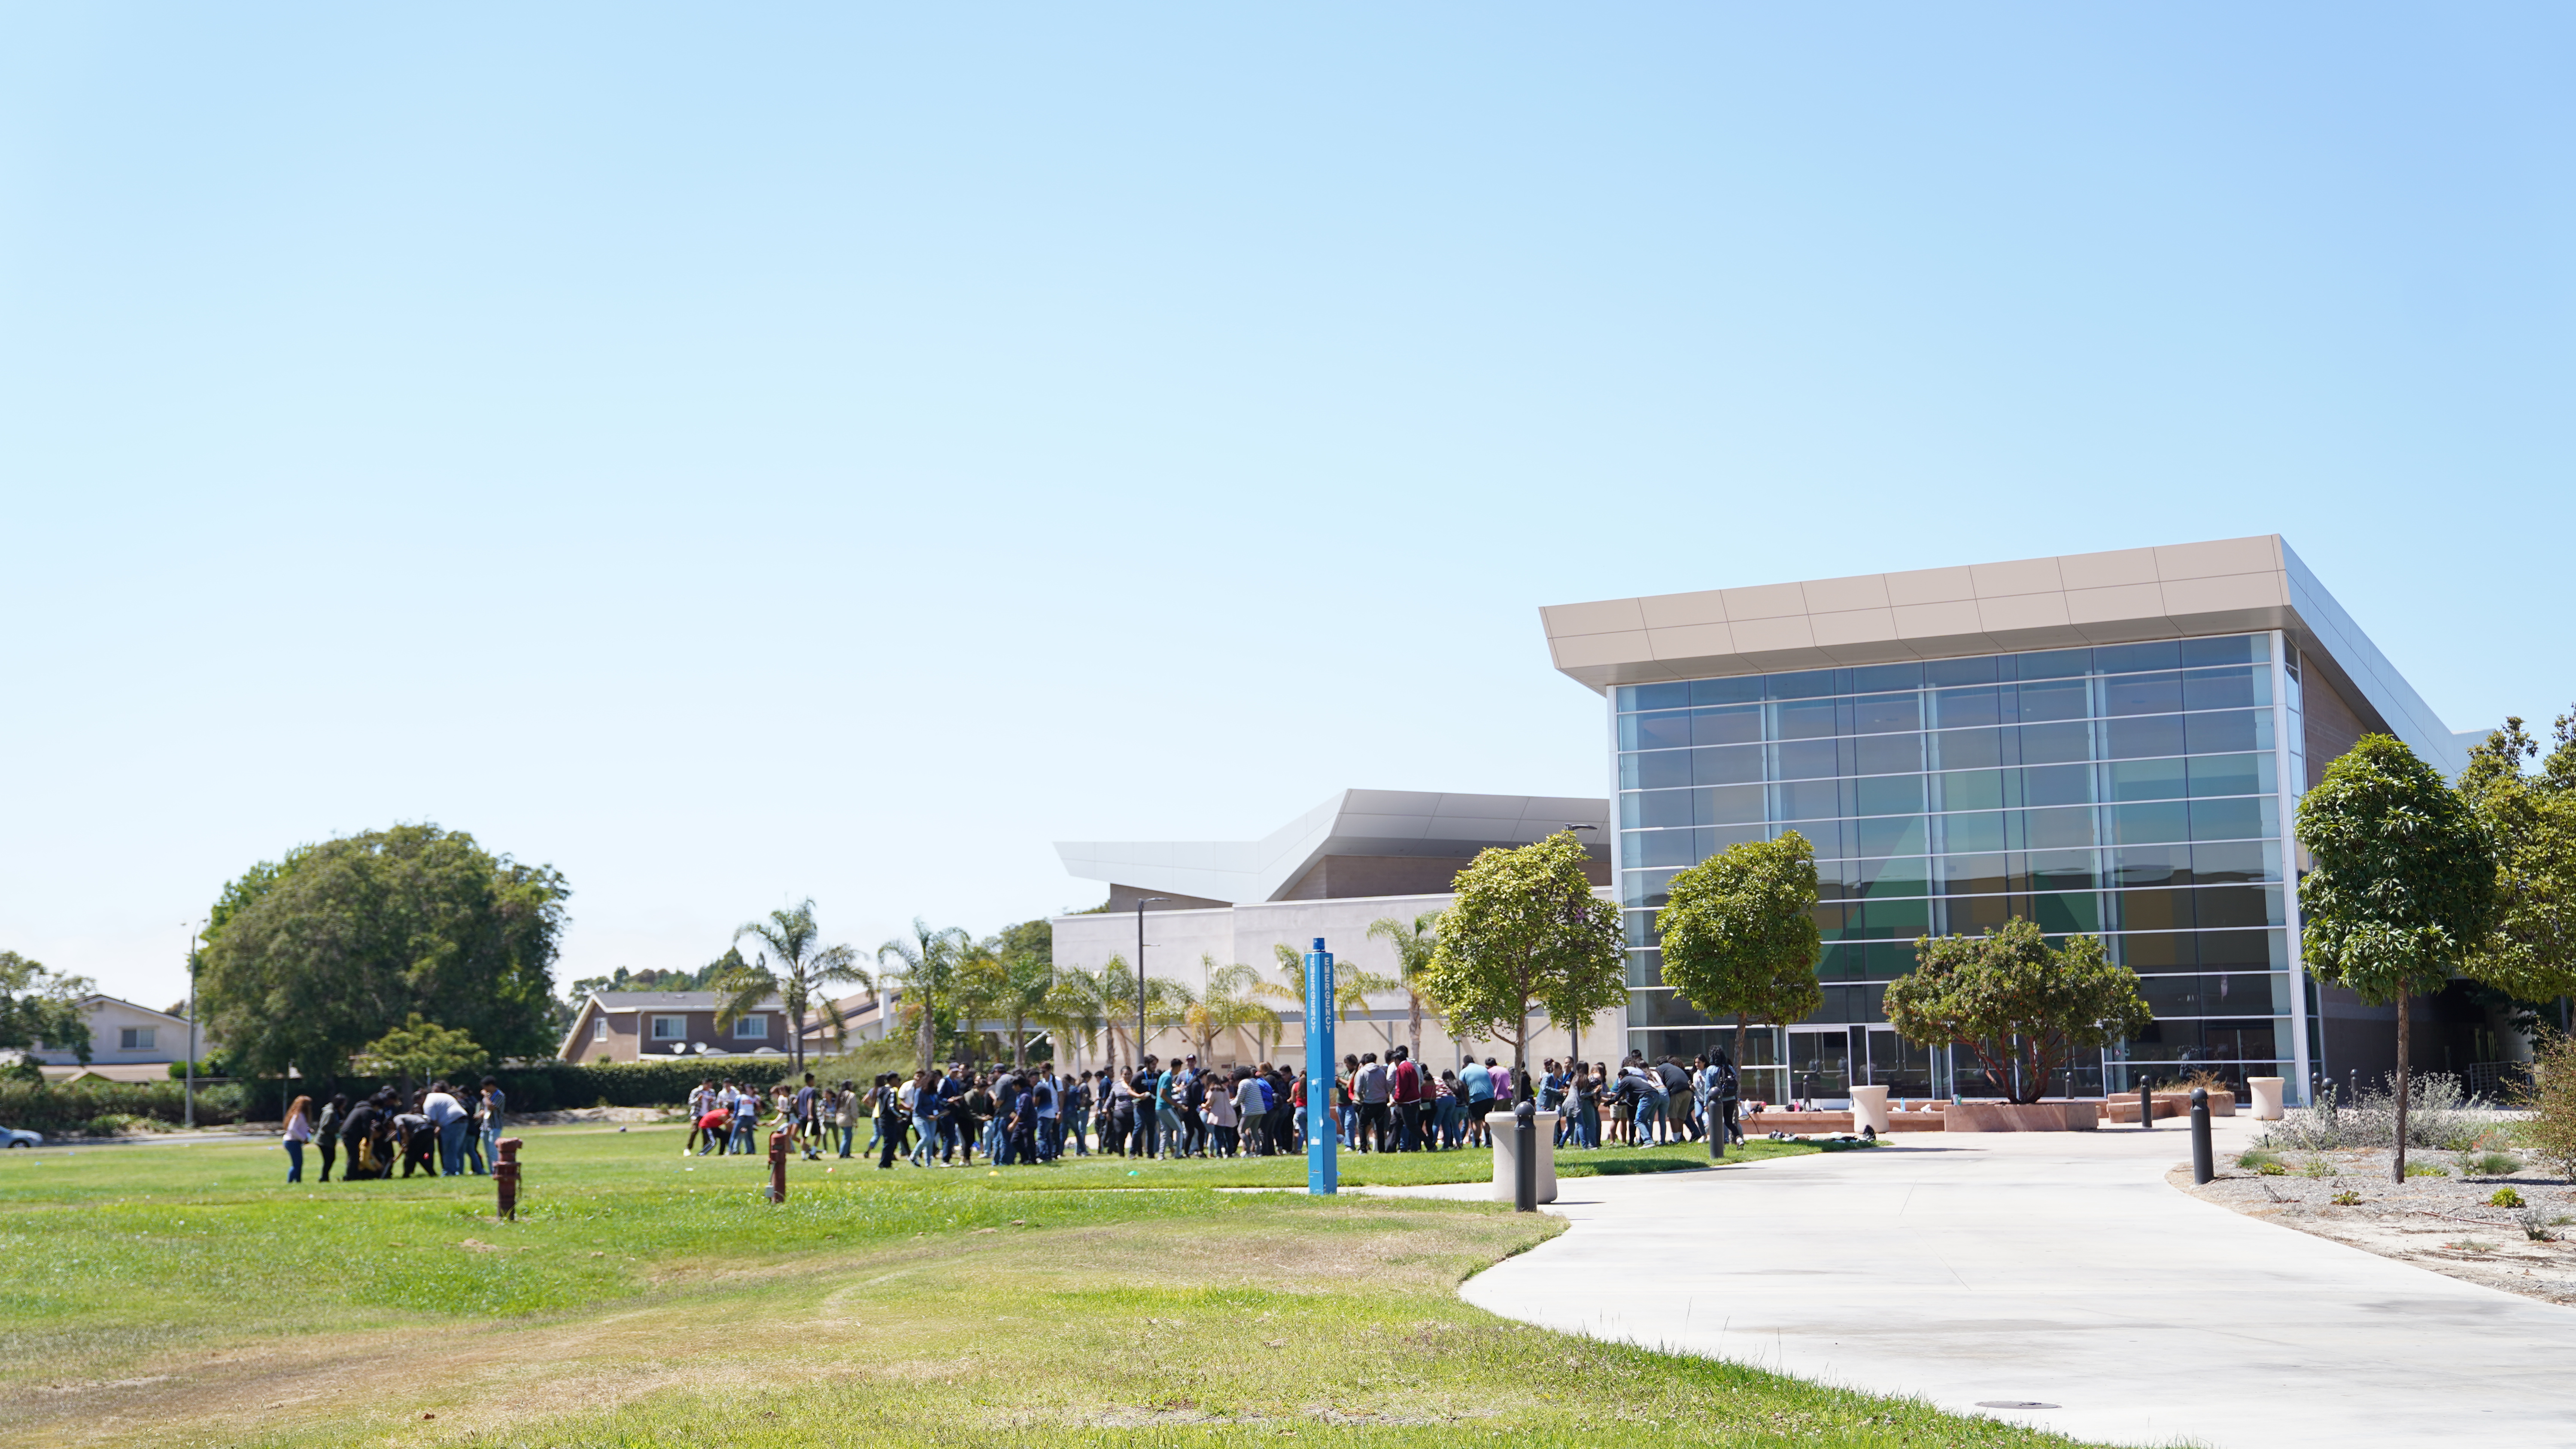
xmin=284 ymin=1058 xmax=811 ymax=1115
xmin=0 ymin=1080 xmax=248 ymax=1136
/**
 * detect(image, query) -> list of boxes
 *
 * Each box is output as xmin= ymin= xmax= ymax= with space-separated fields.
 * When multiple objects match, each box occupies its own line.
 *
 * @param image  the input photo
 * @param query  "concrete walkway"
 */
xmin=1436 ymin=1122 xmax=2576 ymax=1448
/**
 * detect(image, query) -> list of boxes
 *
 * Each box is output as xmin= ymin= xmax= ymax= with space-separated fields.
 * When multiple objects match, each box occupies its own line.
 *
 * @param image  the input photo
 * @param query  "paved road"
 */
xmin=1438 ymin=1121 xmax=2576 ymax=1449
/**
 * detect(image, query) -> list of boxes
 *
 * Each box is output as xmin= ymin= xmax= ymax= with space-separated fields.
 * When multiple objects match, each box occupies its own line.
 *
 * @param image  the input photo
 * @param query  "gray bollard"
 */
xmin=2139 ymin=1079 xmax=2154 ymax=1131
xmin=1513 ymin=1099 xmax=1537 ymax=1213
xmin=2190 ymin=1087 xmax=2213 ymax=1185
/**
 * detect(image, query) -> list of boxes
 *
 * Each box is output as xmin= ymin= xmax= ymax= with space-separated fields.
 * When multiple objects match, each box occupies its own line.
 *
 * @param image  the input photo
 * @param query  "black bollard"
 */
xmin=2189 ymin=1087 xmax=2213 ymax=1185
xmin=2139 ymin=1078 xmax=2154 ymax=1132
xmin=1513 ymin=1099 xmax=1537 ymax=1213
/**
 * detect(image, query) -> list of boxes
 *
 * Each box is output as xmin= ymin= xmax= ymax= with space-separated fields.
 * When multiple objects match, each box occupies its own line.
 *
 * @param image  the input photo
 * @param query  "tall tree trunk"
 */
xmin=1733 ymin=1013 xmax=1748 ymax=1088
xmin=915 ymin=992 xmax=935 ymax=1075
xmin=2392 ymin=984 xmax=2412 ymax=1184
xmin=1408 ymin=992 xmax=1422 ymax=1061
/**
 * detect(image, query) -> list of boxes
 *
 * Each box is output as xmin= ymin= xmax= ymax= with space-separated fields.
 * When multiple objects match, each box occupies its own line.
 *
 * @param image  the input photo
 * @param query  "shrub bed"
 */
xmin=0 ymin=1080 xmax=249 ymax=1135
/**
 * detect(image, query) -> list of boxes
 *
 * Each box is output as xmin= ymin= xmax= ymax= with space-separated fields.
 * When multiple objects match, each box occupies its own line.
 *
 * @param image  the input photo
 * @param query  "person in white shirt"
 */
xmin=420 ymin=1082 xmax=469 ymax=1176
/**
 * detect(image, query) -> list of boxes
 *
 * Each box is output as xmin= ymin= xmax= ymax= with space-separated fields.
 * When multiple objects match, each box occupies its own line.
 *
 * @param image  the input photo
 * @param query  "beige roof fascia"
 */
xmin=1540 ymin=534 xmax=2476 ymax=777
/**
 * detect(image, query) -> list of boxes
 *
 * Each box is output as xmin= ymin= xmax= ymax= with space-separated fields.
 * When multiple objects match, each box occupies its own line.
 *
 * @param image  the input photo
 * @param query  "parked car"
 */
xmin=1 ymin=1127 xmax=41 ymax=1149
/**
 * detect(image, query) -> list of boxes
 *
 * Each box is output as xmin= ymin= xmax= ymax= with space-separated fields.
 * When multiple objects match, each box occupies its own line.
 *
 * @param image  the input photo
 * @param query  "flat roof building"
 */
xmin=1542 ymin=535 xmax=2488 ymax=1106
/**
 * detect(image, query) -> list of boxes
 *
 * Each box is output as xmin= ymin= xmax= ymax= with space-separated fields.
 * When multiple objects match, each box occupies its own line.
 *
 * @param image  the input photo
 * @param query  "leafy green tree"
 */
xmin=350 ymin=1013 xmax=486 ymax=1093
xmin=2460 ymin=713 xmax=2576 ymax=1013
xmin=1420 ymin=831 xmax=1627 ymax=1078
xmin=1366 ymin=912 xmax=1440 ymax=1061
xmin=0 ymin=951 xmax=93 ymax=1065
xmin=2297 ymin=733 xmax=2500 ymax=1179
xmin=877 ymin=919 xmax=970 ymax=1073
xmin=1654 ymin=832 xmax=1824 ymax=1074
xmin=1270 ymin=942 xmax=1392 ymax=1037
xmin=1176 ymin=956 xmax=1283 ymax=1063
xmin=1036 ymin=963 xmax=1113 ymax=1071
xmin=197 ymin=825 xmax=568 ymax=1083
xmin=718 ymin=900 xmax=869 ymax=1071
xmin=1883 ymin=919 xmax=2150 ymax=1103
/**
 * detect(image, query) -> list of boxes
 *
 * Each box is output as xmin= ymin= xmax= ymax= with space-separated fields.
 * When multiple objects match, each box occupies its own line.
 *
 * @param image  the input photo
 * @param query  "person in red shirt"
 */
xmin=1389 ymin=1046 xmax=1424 ymax=1152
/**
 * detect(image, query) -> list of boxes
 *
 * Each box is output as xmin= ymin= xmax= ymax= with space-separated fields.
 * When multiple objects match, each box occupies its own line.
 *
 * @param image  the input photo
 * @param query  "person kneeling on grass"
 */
xmin=693 ymin=1102 xmax=730 ymax=1155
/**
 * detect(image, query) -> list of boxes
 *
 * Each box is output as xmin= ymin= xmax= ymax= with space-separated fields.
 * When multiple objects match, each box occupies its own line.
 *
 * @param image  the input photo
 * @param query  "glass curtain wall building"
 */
xmin=1541 ymin=537 xmax=2487 ymax=1110
xmin=1614 ymin=633 xmax=2304 ymax=1104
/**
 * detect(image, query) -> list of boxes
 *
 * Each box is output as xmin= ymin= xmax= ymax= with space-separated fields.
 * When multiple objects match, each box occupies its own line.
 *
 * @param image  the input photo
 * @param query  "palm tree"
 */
xmin=1271 ymin=942 xmax=1394 ymax=1040
xmin=717 ymin=900 xmax=870 ymax=1072
xmin=1036 ymin=964 xmax=1112 ymax=1071
xmin=1367 ymin=911 xmax=1440 ymax=1061
xmin=876 ymin=919 xmax=970 ymax=1073
xmin=994 ymin=939 xmax=1056 ymax=1068
xmin=1184 ymin=956 xmax=1283 ymax=1062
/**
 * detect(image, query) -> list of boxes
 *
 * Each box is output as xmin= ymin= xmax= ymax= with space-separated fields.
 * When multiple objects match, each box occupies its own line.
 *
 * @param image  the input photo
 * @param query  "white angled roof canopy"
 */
xmin=1055 ymin=789 xmax=1612 ymax=906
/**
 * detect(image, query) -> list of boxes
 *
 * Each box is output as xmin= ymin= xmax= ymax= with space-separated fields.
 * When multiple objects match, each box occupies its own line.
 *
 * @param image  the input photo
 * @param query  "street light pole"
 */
xmin=1134 ymin=897 xmax=1166 ymax=1070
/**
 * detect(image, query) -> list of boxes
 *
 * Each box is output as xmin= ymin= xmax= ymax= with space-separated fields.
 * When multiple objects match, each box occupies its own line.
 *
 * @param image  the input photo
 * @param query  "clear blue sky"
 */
xmin=4 ymin=6 xmax=2570 ymax=1012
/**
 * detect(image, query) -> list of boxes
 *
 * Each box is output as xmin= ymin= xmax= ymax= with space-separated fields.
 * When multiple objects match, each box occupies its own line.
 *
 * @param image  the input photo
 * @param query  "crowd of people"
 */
xmin=267 ymin=1047 xmax=1752 ymax=1185
xmin=846 ymin=1045 xmax=1750 ymax=1167
xmin=279 ymin=1078 xmax=507 ymax=1183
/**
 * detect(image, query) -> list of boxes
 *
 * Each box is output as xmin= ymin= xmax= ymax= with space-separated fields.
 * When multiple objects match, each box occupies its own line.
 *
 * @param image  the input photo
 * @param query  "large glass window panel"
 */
xmin=2137 ymin=973 xmax=2290 ymax=1017
xmin=2187 ymin=752 xmax=2275 ymax=798
xmin=1864 ymin=940 xmax=1920 ymax=978
xmin=2104 ymin=757 xmax=2189 ymax=801
xmin=2020 ymin=762 xmax=2095 ymax=807
xmin=1772 ymin=778 xmax=1842 ymax=822
xmin=2186 ymin=708 xmax=2274 ymax=755
xmin=2018 ymin=720 xmax=2092 ymax=764
xmin=1771 ymin=697 xmax=1839 ymax=739
xmin=2013 ymin=677 xmax=2091 ymax=722
xmin=1693 ymin=743 xmax=1764 ymax=785
xmin=2197 ymin=929 xmax=2288 ymax=970
xmin=2195 ymin=885 xmax=2285 ymax=929
xmin=2030 ymin=890 xmax=2102 ymax=934
xmin=1702 ymin=784 xmax=1765 ymax=825
xmin=1850 ymin=897 xmax=1931 ymax=937
xmin=1692 ymin=676 xmax=1763 ymax=706
xmin=2102 ymin=670 xmax=2183 ymax=716
xmin=1853 ymin=692 xmax=1922 ymax=734
xmin=1853 ymin=732 xmax=1925 ymax=775
xmin=2112 ymin=800 xmax=2192 ymax=845
xmin=1940 ymin=852 xmax=2010 ymax=895
xmin=2191 ymin=840 xmax=2281 ymax=885
xmin=1707 ymin=823 xmax=1769 ymax=852
xmin=1630 ymin=683 xmax=1689 ymax=712
xmin=1626 ymin=750 xmax=1691 ymax=790
xmin=2198 ymin=1019 xmax=2281 ymax=1062
xmin=1851 ymin=662 xmax=1924 ymax=693
xmin=1628 ymin=829 xmax=1703 ymax=868
xmin=2113 ymin=844 xmax=2192 ymax=888
xmin=2114 ymin=931 xmax=2196 ymax=969
xmin=1939 ymin=810 xmax=2009 ymax=855
xmin=1625 ymin=710 xmax=1692 ymax=751
xmin=2189 ymin=795 xmax=2278 ymax=842
xmin=2114 ymin=887 xmax=2195 ymax=931
xmin=1625 ymin=911 xmax=1659 ymax=947
xmin=1944 ymin=893 xmax=2020 ymax=933
xmin=1770 ymin=739 xmax=1840 ymax=781
xmin=2102 ymin=714 xmax=2187 ymax=760
xmin=2021 ymin=804 xmax=2100 ymax=851
xmin=2092 ymin=640 xmax=2183 ymax=674
xmin=1929 ymin=686 xmax=2005 ymax=730
xmin=1854 ymin=773 xmax=1926 ymax=817
xmin=1765 ymin=669 xmax=1838 ymax=701
xmin=1623 ymin=790 xmax=1693 ymax=829
xmin=1633 ymin=988 xmax=1719 ymax=1028
xmin=2181 ymin=634 xmax=2268 ymax=667
xmin=2025 ymin=849 xmax=2102 ymax=892
xmin=1774 ymin=820 xmax=1844 ymax=858
xmin=2183 ymin=665 xmax=2270 ymax=712
xmin=1856 ymin=856 xmax=1931 ymax=898
xmin=1926 ymin=655 xmax=1999 ymax=687
xmin=1622 ymin=870 xmax=1675 ymax=907
xmin=1693 ymin=705 xmax=1763 ymax=746
xmin=1852 ymin=815 xmax=1927 ymax=859
xmin=1936 ymin=768 xmax=2009 ymax=812
xmin=1930 ymin=727 xmax=2012 ymax=771
xmin=2012 ymin=648 xmax=2092 ymax=680
xmin=1627 ymin=955 xmax=1664 ymax=989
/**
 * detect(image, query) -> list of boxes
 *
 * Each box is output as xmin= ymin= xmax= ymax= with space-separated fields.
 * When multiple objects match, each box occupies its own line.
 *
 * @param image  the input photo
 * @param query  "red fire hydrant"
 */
xmin=495 ymin=1137 xmax=523 ymax=1221
xmin=767 ymin=1129 xmax=789 ymax=1205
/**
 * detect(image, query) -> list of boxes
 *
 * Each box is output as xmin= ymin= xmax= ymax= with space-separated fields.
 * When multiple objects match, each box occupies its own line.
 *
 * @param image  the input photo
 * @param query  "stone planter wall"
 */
xmin=1944 ymin=1100 xmax=2100 ymax=1132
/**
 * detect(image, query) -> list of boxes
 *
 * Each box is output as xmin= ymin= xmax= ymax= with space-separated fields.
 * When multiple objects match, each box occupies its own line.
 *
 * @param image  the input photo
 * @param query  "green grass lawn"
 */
xmin=0 ymin=1125 xmax=2073 ymax=1448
